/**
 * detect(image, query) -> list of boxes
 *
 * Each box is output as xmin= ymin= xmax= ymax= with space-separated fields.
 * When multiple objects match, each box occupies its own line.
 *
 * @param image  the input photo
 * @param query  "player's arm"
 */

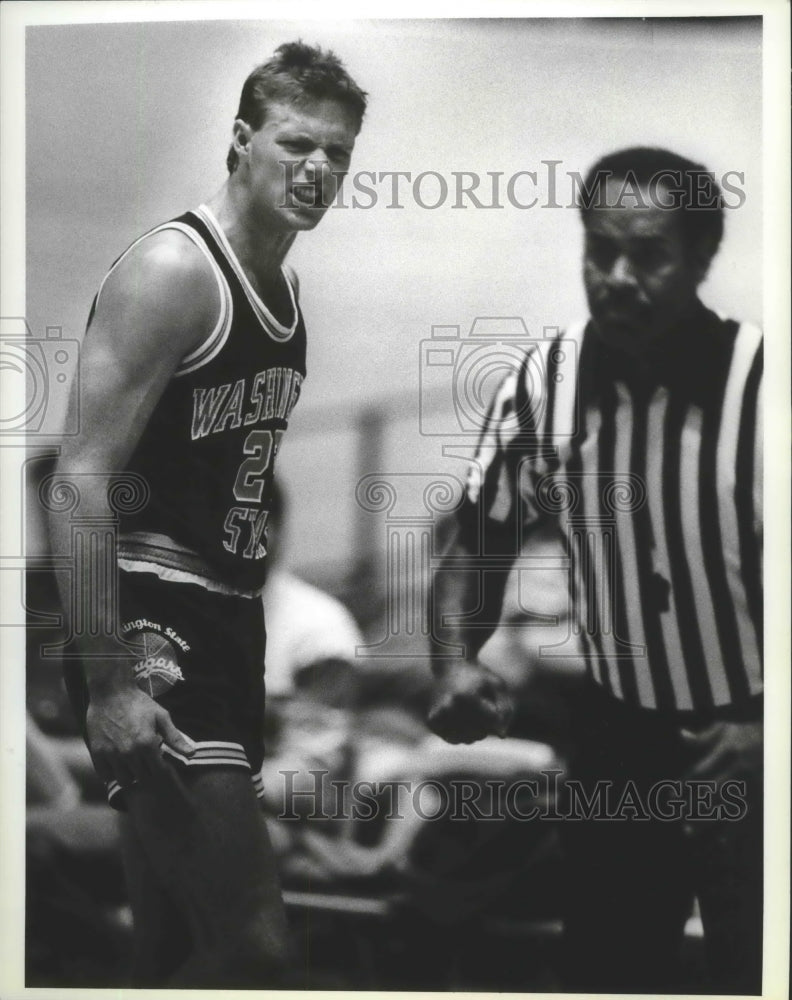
xmin=49 ymin=231 xmax=219 ymax=788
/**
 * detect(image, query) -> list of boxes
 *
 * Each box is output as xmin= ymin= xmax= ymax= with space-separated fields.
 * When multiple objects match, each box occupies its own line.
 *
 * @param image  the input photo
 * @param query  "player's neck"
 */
xmin=205 ymin=185 xmax=296 ymax=283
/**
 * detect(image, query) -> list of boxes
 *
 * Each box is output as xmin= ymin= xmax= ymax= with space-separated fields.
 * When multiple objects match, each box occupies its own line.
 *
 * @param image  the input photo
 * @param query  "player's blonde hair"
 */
xmin=227 ymin=41 xmax=367 ymax=174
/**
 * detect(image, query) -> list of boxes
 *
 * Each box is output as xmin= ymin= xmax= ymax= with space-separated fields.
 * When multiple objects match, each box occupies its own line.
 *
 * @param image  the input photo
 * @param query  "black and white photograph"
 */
xmin=1 ymin=1 xmax=789 ymax=995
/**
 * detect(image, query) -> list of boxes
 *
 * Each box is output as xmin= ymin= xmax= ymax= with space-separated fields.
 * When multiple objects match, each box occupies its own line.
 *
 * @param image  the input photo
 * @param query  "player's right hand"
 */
xmin=86 ymin=685 xmax=195 ymax=788
xmin=427 ymin=660 xmax=515 ymax=744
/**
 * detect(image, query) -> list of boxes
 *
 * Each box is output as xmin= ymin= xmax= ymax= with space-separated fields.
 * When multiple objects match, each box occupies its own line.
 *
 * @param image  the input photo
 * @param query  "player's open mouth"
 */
xmin=290 ymin=184 xmax=321 ymax=208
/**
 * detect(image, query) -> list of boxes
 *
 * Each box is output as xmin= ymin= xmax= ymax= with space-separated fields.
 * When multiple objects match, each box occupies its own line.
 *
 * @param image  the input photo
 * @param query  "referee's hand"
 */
xmin=427 ymin=660 xmax=514 ymax=744
xmin=681 ymin=718 xmax=763 ymax=788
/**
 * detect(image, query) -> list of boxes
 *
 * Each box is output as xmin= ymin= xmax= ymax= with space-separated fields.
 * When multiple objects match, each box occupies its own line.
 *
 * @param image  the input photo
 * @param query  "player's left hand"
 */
xmin=680 ymin=718 xmax=763 ymax=788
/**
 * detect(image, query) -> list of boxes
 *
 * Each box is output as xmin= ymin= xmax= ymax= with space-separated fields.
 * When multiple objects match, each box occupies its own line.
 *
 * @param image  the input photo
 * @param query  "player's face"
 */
xmin=242 ymin=98 xmax=358 ymax=231
xmin=583 ymin=178 xmax=704 ymax=358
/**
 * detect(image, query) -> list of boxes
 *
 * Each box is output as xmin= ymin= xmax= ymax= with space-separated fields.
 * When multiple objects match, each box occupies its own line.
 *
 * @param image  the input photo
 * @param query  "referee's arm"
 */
xmin=426 ymin=368 xmax=532 ymax=745
xmin=427 ymin=513 xmax=516 ymax=744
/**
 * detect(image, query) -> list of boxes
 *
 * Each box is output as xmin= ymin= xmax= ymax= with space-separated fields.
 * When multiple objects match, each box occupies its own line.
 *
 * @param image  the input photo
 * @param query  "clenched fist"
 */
xmin=428 ymin=660 xmax=515 ymax=744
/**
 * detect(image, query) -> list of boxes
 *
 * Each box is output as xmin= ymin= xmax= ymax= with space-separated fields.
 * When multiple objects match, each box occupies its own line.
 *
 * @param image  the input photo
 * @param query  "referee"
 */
xmin=428 ymin=147 xmax=763 ymax=993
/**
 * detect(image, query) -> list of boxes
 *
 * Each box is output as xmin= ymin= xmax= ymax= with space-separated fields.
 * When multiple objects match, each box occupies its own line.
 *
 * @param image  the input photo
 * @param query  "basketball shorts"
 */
xmin=63 ymin=570 xmax=267 ymax=811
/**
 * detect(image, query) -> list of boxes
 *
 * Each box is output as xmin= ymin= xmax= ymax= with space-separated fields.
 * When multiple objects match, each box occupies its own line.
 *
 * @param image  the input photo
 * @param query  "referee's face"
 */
xmin=583 ymin=177 xmax=702 ymax=359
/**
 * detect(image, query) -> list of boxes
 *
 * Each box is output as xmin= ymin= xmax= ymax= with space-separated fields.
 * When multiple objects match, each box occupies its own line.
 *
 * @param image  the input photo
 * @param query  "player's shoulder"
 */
xmin=109 ymin=225 xmax=216 ymax=300
xmin=94 ymin=222 xmax=222 ymax=342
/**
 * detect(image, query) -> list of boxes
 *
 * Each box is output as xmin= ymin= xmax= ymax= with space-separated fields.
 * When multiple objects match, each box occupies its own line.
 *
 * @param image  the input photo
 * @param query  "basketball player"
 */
xmin=49 ymin=43 xmax=367 ymax=987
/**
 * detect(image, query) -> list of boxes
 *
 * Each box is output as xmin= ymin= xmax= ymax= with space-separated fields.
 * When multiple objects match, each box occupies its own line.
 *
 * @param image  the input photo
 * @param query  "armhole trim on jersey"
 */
xmin=168 ymin=223 xmax=233 ymax=377
xmin=93 ymin=220 xmax=233 ymax=378
xmin=194 ymin=203 xmax=299 ymax=343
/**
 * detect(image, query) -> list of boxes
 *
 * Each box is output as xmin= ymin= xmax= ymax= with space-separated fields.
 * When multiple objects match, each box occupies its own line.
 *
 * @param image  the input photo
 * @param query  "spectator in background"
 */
xmin=257 ymin=478 xmax=365 ymax=870
xmin=473 ymin=517 xmax=587 ymax=757
xmin=27 ymin=713 xmax=130 ymax=986
xmin=262 ymin=478 xmax=364 ymax=705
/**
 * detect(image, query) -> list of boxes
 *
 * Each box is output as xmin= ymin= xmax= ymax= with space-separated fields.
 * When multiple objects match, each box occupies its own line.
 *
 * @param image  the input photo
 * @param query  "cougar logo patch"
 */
xmin=131 ymin=631 xmax=185 ymax=698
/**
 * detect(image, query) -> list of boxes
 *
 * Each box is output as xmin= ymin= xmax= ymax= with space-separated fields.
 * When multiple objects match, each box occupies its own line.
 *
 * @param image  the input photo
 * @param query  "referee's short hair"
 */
xmin=227 ymin=41 xmax=368 ymax=174
xmin=579 ymin=146 xmax=725 ymax=263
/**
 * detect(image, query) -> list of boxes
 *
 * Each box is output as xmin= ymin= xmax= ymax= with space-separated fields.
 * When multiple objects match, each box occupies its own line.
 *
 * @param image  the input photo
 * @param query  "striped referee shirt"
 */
xmin=464 ymin=301 xmax=763 ymax=713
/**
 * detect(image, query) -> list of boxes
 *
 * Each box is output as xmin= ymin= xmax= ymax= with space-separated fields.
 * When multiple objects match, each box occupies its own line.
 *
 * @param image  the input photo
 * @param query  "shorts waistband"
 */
xmin=118 ymin=532 xmax=264 ymax=599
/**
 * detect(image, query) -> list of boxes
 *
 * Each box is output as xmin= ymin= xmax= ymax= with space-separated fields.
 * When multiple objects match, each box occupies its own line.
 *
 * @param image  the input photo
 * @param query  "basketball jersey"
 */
xmin=88 ymin=204 xmax=307 ymax=593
